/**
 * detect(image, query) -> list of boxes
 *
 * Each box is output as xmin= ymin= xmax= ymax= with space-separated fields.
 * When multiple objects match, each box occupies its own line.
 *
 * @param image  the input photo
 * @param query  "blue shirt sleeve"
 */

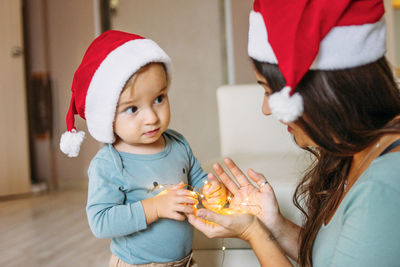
xmin=86 ymin=157 xmax=147 ymax=239
xmin=329 ymin=179 xmax=400 ymax=267
xmin=181 ymin=135 xmax=208 ymax=190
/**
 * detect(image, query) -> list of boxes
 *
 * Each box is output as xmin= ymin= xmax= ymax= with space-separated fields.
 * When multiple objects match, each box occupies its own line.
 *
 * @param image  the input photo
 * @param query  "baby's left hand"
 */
xmin=201 ymin=174 xmax=228 ymax=212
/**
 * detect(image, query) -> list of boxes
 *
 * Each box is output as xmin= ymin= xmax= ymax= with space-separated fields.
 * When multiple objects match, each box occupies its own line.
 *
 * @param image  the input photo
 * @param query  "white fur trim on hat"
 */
xmin=248 ymin=11 xmax=278 ymax=64
xmin=85 ymin=39 xmax=171 ymax=144
xmin=248 ymin=11 xmax=386 ymax=69
xmin=60 ymin=130 xmax=85 ymax=157
xmin=268 ymin=86 xmax=303 ymax=123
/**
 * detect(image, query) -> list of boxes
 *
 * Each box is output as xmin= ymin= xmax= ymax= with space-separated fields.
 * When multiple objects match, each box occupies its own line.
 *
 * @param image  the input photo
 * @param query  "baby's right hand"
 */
xmin=150 ymin=181 xmax=198 ymax=222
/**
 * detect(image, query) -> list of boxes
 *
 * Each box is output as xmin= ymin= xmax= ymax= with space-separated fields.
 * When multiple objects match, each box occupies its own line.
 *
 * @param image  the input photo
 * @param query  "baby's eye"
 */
xmin=124 ymin=106 xmax=138 ymax=114
xmin=154 ymin=95 xmax=164 ymax=104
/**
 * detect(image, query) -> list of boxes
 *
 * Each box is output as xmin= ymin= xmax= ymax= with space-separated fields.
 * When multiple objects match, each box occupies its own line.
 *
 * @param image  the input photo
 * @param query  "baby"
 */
xmin=60 ymin=30 xmax=226 ymax=266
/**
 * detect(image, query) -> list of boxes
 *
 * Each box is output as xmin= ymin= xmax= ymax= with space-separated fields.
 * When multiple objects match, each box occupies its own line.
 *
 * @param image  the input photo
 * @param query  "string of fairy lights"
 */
xmin=148 ymin=180 xmax=262 ymax=266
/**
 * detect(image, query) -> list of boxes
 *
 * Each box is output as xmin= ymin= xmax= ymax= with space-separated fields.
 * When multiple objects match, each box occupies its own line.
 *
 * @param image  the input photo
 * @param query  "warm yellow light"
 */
xmin=204 ymin=180 xmax=208 ymax=184
xmin=222 ymin=246 xmax=226 ymax=251
xmin=393 ymin=0 xmax=400 ymax=9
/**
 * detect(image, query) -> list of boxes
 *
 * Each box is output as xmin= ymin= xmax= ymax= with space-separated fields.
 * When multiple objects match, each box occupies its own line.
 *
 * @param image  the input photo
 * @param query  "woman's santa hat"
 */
xmin=60 ymin=30 xmax=171 ymax=157
xmin=248 ymin=0 xmax=386 ymax=122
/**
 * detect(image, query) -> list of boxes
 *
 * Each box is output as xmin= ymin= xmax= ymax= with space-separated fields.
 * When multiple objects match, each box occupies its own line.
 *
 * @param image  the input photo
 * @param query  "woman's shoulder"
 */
xmin=347 ymin=152 xmax=400 ymax=205
xmin=363 ymin=152 xmax=400 ymax=187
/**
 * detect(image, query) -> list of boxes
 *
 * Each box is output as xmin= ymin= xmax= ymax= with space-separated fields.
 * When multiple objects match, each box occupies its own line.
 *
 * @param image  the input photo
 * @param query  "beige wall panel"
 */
xmin=46 ymin=0 xmax=99 ymax=184
xmin=0 ymin=0 xmax=31 ymax=196
xmin=111 ymin=0 xmax=225 ymax=162
xmin=231 ymin=0 xmax=254 ymax=84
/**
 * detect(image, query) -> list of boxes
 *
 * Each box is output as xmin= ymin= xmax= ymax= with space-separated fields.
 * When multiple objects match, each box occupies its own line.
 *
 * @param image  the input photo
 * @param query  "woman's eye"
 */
xmin=264 ymin=90 xmax=272 ymax=97
xmin=154 ymin=95 xmax=164 ymax=104
xmin=124 ymin=106 xmax=138 ymax=114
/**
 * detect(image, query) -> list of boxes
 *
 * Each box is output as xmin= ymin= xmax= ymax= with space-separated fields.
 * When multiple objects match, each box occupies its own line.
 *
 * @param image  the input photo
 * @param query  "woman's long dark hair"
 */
xmin=253 ymin=57 xmax=400 ymax=266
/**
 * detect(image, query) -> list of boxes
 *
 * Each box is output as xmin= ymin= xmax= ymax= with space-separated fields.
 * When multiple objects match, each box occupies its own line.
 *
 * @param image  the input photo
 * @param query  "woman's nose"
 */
xmin=262 ymin=97 xmax=272 ymax=115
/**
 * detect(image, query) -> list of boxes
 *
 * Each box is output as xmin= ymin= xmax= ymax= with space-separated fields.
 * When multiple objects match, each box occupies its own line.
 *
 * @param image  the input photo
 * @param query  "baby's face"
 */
xmin=113 ymin=63 xmax=170 ymax=152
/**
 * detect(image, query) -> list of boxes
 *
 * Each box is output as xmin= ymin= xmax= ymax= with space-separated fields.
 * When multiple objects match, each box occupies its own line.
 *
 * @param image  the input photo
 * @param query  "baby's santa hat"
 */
xmin=248 ymin=0 xmax=386 ymax=123
xmin=60 ymin=30 xmax=171 ymax=157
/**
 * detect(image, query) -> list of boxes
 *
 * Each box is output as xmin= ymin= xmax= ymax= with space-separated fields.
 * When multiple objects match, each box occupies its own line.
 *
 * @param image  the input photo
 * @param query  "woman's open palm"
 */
xmin=211 ymin=158 xmax=282 ymax=231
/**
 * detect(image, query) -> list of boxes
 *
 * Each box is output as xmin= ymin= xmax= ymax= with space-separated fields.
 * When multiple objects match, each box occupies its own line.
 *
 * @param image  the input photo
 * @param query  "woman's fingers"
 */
xmin=223 ymin=158 xmax=251 ymax=188
xmin=196 ymin=209 xmax=231 ymax=229
xmin=248 ymin=168 xmax=270 ymax=191
xmin=210 ymin=169 xmax=239 ymax=195
xmin=187 ymin=213 xmax=226 ymax=238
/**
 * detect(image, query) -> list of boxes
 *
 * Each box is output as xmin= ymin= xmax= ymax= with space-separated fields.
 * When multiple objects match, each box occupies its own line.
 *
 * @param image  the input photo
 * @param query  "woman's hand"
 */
xmin=142 ymin=181 xmax=198 ymax=224
xmin=211 ymin=158 xmax=284 ymax=236
xmin=187 ymin=209 xmax=259 ymax=241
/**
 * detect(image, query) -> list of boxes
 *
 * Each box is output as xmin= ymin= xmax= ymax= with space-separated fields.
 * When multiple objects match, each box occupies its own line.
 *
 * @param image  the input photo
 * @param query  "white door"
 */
xmin=0 ymin=0 xmax=31 ymax=196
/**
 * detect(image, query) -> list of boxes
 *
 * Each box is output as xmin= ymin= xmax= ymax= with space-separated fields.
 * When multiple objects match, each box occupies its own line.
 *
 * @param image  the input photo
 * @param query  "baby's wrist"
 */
xmin=141 ymin=197 xmax=159 ymax=224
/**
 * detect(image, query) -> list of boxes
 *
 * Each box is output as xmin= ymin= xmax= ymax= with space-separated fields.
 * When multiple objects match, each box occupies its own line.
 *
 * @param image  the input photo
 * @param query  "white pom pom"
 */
xmin=268 ymin=86 xmax=303 ymax=123
xmin=60 ymin=130 xmax=85 ymax=157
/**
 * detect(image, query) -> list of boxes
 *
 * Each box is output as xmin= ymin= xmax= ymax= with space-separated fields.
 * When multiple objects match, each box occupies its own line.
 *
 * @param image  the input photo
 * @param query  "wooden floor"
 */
xmin=0 ymin=189 xmax=110 ymax=267
xmin=0 ymin=189 xmax=262 ymax=267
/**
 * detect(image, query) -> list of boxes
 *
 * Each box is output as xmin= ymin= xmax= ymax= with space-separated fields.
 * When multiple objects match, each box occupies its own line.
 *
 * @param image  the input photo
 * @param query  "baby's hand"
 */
xmin=201 ymin=174 xmax=227 ymax=212
xmin=149 ymin=181 xmax=198 ymax=222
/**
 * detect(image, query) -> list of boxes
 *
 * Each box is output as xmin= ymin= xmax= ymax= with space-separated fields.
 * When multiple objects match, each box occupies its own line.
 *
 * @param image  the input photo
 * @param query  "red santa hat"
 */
xmin=60 ymin=30 xmax=171 ymax=157
xmin=248 ymin=0 xmax=386 ymax=122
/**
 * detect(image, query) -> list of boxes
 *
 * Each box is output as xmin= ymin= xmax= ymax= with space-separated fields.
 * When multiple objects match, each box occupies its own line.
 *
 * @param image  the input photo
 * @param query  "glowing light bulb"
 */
xmin=200 ymin=194 xmax=204 ymax=198
xmin=204 ymin=180 xmax=208 ymax=185
xmin=227 ymin=196 xmax=232 ymax=201
xmin=222 ymin=246 xmax=226 ymax=251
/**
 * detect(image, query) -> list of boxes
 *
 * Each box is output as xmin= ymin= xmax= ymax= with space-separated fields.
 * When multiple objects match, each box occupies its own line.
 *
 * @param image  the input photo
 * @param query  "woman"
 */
xmin=188 ymin=0 xmax=400 ymax=266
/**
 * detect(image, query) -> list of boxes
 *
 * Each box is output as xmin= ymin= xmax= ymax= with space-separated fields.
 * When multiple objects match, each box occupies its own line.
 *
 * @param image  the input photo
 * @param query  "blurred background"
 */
xmin=0 ymin=0 xmax=399 ymax=266
xmin=1 ymin=0 xmax=399 ymax=196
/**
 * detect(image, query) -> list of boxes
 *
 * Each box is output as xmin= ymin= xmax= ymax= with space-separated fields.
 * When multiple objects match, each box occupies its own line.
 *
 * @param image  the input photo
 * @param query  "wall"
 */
xmin=44 ymin=0 xmax=228 ymax=185
xmin=39 ymin=0 xmax=400 ymax=186
xmin=110 ymin=0 xmax=226 ymax=164
xmin=46 ymin=0 xmax=99 ymax=186
xmin=230 ymin=0 xmax=254 ymax=84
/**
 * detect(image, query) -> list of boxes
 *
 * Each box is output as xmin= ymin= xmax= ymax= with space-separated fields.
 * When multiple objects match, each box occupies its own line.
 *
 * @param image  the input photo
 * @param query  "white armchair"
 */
xmin=193 ymin=84 xmax=309 ymax=266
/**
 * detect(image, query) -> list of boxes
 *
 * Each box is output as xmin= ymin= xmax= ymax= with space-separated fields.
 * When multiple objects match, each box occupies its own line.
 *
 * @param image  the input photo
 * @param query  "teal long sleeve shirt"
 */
xmin=86 ymin=129 xmax=207 ymax=264
xmin=312 ymin=152 xmax=400 ymax=266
